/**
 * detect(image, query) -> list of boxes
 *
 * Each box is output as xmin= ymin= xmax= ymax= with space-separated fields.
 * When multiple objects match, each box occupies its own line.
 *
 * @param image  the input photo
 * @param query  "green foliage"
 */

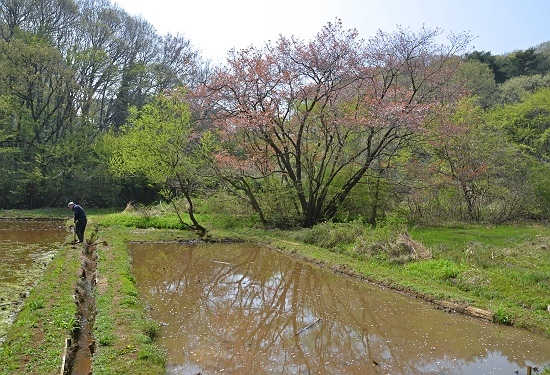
xmin=106 ymin=91 xmax=215 ymax=232
xmin=334 ymin=165 xmax=396 ymax=225
xmin=488 ymin=87 xmax=550 ymax=161
xmin=493 ymin=306 xmax=513 ymax=325
xmin=137 ymin=344 xmax=166 ymax=366
xmin=119 ymin=296 xmax=138 ymax=307
xmin=53 ymin=315 xmax=81 ymax=334
xmin=255 ymin=178 xmax=302 ymax=228
xmin=506 ymin=48 xmax=550 ymax=77
xmin=121 ymin=275 xmax=138 ymax=298
xmin=0 ymin=0 xmax=207 ymax=209
xmin=108 ymin=95 xmax=192 ymax=183
xmin=530 ymin=163 xmax=550 ymax=215
xmin=465 ymin=50 xmax=509 ymax=83
xmin=296 ymin=221 xmax=366 ymax=252
xmin=291 ymin=218 xmax=430 ymax=263
xmin=195 ymin=192 xmax=262 ymax=229
xmin=141 ymin=321 xmax=160 ymax=342
xmin=413 ymin=97 xmax=544 ymax=223
xmin=26 ymin=299 xmax=45 ymax=312
xmin=456 ymin=60 xmax=498 ymax=108
xmin=97 ymin=332 xmax=115 ymax=347
xmin=496 ymin=74 xmax=550 ymax=105
xmin=466 ymin=47 xmax=550 ymax=84
xmin=0 ymin=33 xmax=88 ymax=208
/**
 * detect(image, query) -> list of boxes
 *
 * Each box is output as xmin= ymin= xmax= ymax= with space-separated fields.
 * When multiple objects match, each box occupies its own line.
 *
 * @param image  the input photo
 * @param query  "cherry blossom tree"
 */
xmin=195 ymin=20 xmax=472 ymax=227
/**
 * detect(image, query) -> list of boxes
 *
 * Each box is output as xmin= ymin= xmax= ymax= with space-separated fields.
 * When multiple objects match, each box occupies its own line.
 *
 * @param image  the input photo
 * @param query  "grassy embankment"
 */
xmin=0 ymin=208 xmax=549 ymax=374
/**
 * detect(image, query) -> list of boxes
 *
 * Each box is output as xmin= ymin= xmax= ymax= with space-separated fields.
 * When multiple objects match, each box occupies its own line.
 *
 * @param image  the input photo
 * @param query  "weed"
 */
xmin=138 ymin=344 xmax=166 ymax=366
xmin=27 ymin=299 xmax=45 ymax=312
xmin=406 ymin=259 xmax=463 ymax=282
xmin=97 ymin=332 xmax=115 ymax=347
xmin=494 ymin=306 xmax=513 ymax=325
xmin=141 ymin=320 xmax=160 ymax=342
xmin=119 ymin=344 xmax=137 ymax=355
xmin=0 ymin=343 xmax=12 ymax=357
xmin=296 ymin=221 xmax=366 ymax=249
xmin=121 ymin=277 xmax=138 ymax=297
xmin=119 ymin=296 xmax=137 ymax=306
xmin=53 ymin=315 xmax=80 ymax=334
xmin=520 ymin=270 xmax=550 ymax=286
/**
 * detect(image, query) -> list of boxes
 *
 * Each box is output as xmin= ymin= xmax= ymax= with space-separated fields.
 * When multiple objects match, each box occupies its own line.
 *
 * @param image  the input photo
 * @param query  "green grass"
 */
xmin=91 ymin=225 xmax=168 ymax=375
xmin=1 ymin=209 xmax=549 ymax=374
xmin=0 ymin=238 xmax=79 ymax=375
xmin=98 ymin=212 xmax=185 ymax=229
xmin=409 ymin=224 xmax=550 ymax=325
xmin=409 ymin=223 xmax=546 ymax=249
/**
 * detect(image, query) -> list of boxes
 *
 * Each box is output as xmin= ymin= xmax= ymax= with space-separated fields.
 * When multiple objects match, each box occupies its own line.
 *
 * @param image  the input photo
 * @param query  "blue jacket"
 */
xmin=72 ymin=204 xmax=87 ymax=223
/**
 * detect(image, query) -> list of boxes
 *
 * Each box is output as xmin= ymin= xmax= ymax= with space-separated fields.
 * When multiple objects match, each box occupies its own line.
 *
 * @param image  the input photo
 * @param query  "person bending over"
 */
xmin=68 ymin=202 xmax=87 ymax=243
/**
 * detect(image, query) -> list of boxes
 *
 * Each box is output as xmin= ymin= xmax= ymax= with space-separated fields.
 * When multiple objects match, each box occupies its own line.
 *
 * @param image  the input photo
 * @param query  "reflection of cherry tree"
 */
xmin=129 ymin=243 xmax=549 ymax=374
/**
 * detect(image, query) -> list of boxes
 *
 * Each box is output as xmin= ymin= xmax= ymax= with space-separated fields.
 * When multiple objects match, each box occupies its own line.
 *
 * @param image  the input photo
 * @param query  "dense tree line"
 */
xmin=1 ymin=0 xmax=549 ymax=228
xmin=0 ymin=0 xmax=207 ymax=208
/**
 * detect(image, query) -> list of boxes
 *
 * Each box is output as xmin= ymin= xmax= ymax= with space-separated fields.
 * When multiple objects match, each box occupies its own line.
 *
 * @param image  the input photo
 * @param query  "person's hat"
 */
xmin=68 ymin=202 xmax=74 ymax=207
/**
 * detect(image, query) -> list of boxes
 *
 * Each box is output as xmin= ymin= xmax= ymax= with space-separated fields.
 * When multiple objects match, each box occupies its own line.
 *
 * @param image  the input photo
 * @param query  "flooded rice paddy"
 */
xmin=0 ymin=219 xmax=66 ymax=342
xmin=129 ymin=242 xmax=550 ymax=375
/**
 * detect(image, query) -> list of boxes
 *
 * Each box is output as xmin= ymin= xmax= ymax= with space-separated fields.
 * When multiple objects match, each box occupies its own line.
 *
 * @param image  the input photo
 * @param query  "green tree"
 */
xmin=455 ymin=59 xmax=498 ymax=108
xmin=107 ymin=90 xmax=213 ymax=234
xmin=0 ymin=31 xmax=85 ymax=207
xmin=418 ymin=98 xmax=537 ymax=222
xmin=465 ymin=50 xmax=509 ymax=83
xmin=488 ymin=87 xmax=550 ymax=161
xmin=0 ymin=0 xmax=208 ymax=208
xmin=495 ymin=74 xmax=550 ymax=105
xmin=505 ymin=47 xmax=549 ymax=77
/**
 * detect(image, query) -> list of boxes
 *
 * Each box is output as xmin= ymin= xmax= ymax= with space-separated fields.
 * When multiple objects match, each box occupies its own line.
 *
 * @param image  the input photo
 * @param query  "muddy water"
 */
xmin=0 ymin=219 xmax=66 ymax=342
xmin=129 ymin=242 xmax=550 ymax=375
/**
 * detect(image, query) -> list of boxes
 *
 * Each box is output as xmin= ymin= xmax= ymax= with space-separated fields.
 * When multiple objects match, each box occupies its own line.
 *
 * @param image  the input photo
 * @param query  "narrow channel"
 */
xmin=129 ymin=242 xmax=550 ymax=375
xmin=66 ymin=241 xmax=98 ymax=375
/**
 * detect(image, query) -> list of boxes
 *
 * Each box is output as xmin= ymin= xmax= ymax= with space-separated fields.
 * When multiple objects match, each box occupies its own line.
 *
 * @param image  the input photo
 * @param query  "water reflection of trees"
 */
xmin=129 ymin=243 xmax=549 ymax=375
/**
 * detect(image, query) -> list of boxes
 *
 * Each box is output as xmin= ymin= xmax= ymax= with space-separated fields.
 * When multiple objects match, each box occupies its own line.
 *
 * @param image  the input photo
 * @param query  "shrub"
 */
xmin=292 ymin=219 xmax=431 ymax=263
xmin=493 ymin=306 xmax=513 ymax=325
xmin=296 ymin=221 xmax=365 ymax=250
xmin=353 ymin=222 xmax=431 ymax=263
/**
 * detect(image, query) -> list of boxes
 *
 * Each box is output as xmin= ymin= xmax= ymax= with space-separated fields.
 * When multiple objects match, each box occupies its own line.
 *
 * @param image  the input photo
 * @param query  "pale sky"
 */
xmin=114 ymin=0 xmax=549 ymax=64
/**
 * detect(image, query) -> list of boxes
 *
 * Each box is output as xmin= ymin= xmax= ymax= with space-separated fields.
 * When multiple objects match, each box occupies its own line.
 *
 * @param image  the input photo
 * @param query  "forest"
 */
xmin=1 ymin=0 xmax=550 ymax=229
